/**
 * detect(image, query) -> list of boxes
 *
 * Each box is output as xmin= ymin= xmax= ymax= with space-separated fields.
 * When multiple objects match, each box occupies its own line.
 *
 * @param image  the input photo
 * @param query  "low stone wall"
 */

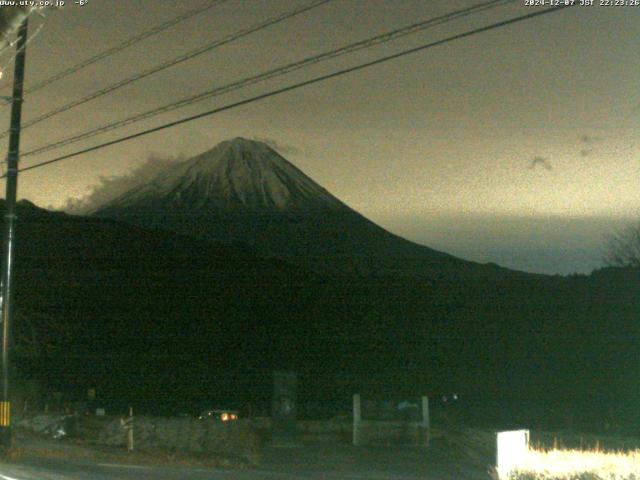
xmin=18 ymin=414 xmax=259 ymax=457
xmin=298 ymin=419 xmax=352 ymax=443
xmin=250 ymin=417 xmax=427 ymax=445
xmin=355 ymin=420 xmax=429 ymax=446
xmin=18 ymin=414 xmax=427 ymax=449
xmin=99 ymin=416 xmax=258 ymax=454
xmin=17 ymin=413 xmax=70 ymax=435
xmin=248 ymin=416 xmax=350 ymax=443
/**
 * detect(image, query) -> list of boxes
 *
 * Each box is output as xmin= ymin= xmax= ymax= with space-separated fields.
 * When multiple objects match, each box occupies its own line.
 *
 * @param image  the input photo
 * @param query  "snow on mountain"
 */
xmin=99 ymin=137 xmax=346 ymax=213
xmin=93 ymin=137 xmax=496 ymax=275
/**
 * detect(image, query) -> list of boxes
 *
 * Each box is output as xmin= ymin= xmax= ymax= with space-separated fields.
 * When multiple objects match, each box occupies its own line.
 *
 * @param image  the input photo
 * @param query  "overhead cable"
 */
xmin=0 ymin=0 xmax=333 ymax=138
xmin=0 ymin=0 xmax=228 ymax=102
xmin=13 ymin=4 xmax=574 ymax=176
xmin=22 ymin=0 xmax=515 ymax=158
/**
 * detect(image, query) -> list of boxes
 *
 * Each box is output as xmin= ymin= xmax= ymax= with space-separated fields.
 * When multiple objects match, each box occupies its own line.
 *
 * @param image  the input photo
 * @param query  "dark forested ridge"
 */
xmin=3 ymin=200 xmax=639 ymax=429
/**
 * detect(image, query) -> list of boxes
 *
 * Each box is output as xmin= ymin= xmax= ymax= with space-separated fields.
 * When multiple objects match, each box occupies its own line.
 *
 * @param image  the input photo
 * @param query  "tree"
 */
xmin=604 ymin=223 xmax=640 ymax=268
xmin=12 ymin=308 xmax=73 ymax=373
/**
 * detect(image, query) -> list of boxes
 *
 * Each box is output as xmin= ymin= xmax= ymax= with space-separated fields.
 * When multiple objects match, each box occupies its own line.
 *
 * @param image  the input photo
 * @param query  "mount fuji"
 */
xmin=93 ymin=137 xmax=503 ymax=275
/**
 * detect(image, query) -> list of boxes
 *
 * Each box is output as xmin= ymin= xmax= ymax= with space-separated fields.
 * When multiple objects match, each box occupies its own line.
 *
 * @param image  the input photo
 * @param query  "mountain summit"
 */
xmin=94 ymin=138 xmax=494 ymax=275
xmin=104 ymin=138 xmax=347 ymax=213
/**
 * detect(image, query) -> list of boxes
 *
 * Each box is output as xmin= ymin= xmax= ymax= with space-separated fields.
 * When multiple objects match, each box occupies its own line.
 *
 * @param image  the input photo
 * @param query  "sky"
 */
xmin=0 ymin=0 xmax=637 ymax=275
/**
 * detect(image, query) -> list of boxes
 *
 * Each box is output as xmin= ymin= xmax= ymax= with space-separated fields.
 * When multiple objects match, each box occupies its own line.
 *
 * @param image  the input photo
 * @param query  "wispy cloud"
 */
xmin=576 ymin=133 xmax=605 ymax=158
xmin=580 ymin=134 xmax=604 ymax=144
xmin=61 ymin=154 xmax=184 ymax=214
xmin=528 ymin=156 xmax=552 ymax=171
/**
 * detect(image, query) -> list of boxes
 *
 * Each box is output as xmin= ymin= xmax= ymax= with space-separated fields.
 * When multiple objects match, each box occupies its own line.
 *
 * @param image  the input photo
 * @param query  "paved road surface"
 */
xmin=0 ymin=443 xmax=490 ymax=479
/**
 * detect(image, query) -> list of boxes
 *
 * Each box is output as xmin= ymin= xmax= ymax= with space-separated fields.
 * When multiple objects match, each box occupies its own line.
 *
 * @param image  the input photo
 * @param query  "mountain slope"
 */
xmin=4 ymin=200 xmax=639 ymax=427
xmin=100 ymin=137 xmax=345 ymax=212
xmin=6 ymin=200 xmax=321 ymax=406
xmin=93 ymin=138 xmax=507 ymax=275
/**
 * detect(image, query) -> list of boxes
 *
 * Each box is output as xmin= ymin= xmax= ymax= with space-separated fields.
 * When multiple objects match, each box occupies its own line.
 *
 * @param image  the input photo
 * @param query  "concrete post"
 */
xmin=271 ymin=371 xmax=299 ymax=446
xmin=127 ymin=406 xmax=134 ymax=452
xmin=0 ymin=17 xmax=28 ymax=450
xmin=421 ymin=396 xmax=430 ymax=446
xmin=352 ymin=394 xmax=361 ymax=446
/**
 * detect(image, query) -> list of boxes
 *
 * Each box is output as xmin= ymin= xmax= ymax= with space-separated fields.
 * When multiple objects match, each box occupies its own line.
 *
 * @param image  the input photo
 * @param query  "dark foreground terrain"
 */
xmin=0 ymin=431 xmax=491 ymax=480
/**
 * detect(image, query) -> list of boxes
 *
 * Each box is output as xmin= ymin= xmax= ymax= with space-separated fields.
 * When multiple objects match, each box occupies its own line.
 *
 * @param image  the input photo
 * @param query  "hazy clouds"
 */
xmin=578 ymin=134 xmax=604 ymax=157
xmin=61 ymin=154 xmax=184 ymax=214
xmin=376 ymin=213 xmax=636 ymax=275
xmin=529 ymin=156 xmax=552 ymax=171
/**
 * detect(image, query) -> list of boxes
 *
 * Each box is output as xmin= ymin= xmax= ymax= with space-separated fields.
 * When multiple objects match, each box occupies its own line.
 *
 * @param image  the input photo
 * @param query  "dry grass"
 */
xmin=509 ymin=447 xmax=640 ymax=479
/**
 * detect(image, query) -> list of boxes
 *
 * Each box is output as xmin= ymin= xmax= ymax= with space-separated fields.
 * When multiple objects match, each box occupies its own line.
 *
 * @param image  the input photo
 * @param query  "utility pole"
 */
xmin=0 ymin=17 xmax=28 ymax=450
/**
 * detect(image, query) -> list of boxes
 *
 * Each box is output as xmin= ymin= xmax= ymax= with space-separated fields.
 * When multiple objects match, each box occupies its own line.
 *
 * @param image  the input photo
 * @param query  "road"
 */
xmin=0 ymin=442 xmax=490 ymax=479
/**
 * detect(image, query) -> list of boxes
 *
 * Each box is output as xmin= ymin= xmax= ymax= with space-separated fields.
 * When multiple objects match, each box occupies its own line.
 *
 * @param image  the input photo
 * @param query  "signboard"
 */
xmin=496 ymin=429 xmax=529 ymax=479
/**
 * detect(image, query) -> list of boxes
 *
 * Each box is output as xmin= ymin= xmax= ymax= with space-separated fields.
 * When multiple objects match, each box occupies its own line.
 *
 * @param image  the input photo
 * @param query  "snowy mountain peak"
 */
xmin=93 ymin=137 xmax=473 ymax=274
xmin=104 ymin=138 xmax=347 ymax=212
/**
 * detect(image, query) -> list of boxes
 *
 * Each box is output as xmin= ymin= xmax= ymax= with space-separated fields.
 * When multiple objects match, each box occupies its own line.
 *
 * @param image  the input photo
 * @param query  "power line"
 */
xmin=21 ymin=0 xmax=515 ymax=158
xmin=0 ymin=0 xmax=227 ymax=102
xmin=12 ymin=5 xmax=573 ymax=177
xmin=0 ymin=0 xmax=332 ymax=139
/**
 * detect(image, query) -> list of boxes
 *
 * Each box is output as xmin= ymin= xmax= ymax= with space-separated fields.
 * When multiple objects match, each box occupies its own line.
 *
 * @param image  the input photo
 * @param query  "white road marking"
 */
xmin=97 ymin=463 xmax=150 ymax=470
xmin=0 ymin=474 xmax=24 ymax=480
xmin=98 ymin=463 xmax=235 ymax=475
